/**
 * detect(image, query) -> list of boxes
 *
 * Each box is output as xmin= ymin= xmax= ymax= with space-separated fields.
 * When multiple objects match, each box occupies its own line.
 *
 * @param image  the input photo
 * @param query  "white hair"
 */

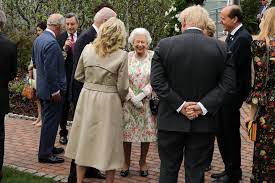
xmin=47 ymin=13 xmax=65 ymax=26
xmin=94 ymin=7 xmax=117 ymax=24
xmin=128 ymin=28 xmax=152 ymax=46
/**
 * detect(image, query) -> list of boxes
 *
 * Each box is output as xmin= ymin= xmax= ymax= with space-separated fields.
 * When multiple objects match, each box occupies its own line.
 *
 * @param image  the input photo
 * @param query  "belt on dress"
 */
xmin=83 ymin=82 xmax=117 ymax=93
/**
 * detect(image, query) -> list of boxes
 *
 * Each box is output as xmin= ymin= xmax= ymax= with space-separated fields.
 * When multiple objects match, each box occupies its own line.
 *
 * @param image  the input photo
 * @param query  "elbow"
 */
xmin=119 ymin=89 xmax=129 ymax=101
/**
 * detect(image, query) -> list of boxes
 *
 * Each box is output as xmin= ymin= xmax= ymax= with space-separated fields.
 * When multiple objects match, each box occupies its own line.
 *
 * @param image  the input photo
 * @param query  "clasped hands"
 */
xmin=130 ymin=92 xmax=147 ymax=109
xmin=180 ymin=102 xmax=203 ymax=120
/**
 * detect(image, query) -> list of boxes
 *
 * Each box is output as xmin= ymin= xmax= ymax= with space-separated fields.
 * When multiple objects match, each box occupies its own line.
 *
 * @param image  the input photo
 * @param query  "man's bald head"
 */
xmin=47 ymin=13 xmax=65 ymax=36
xmin=220 ymin=5 xmax=243 ymax=32
xmin=221 ymin=5 xmax=243 ymax=23
xmin=93 ymin=7 xmax=117 ymax=26
xmin=47 ymin=13 xmax=65 ymax=27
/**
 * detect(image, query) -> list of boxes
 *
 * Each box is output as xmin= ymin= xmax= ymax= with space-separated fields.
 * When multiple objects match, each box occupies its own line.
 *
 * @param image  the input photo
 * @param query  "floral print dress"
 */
xmin=122 ymin=50 xmax=157 ymax=142
xmin=246 ymin=38 xmax=275 ymax=182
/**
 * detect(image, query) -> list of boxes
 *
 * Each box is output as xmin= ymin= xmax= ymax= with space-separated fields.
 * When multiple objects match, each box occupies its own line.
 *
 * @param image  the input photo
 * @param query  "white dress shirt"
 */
xmin=92 ymin=24 xmax=99 ymax=34
xmin=45 ymin=28 xmax=56 ymax=37
xmin=229 ymin=23 xmax=243 ymax=40
xmin=67 ymin=32 xmax=78 ymax=42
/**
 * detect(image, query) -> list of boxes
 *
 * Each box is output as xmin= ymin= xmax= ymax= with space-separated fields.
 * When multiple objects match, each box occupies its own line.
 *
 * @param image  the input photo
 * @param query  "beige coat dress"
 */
xmin=65 ymin=44 xmax=129 ymax=171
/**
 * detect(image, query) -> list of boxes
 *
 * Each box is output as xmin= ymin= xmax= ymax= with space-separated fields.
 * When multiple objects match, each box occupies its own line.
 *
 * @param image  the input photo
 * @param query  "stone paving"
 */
xmin=3 ymin=103 xmax=254 ymax=183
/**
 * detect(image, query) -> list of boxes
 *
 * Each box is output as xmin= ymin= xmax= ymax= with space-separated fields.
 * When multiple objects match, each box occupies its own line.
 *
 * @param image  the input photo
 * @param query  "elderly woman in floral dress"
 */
xmin=120 ymin=28 xmax=157 ymax=177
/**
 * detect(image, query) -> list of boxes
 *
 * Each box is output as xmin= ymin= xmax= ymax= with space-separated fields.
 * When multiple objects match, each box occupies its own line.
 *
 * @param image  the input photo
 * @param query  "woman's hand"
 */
xmin=244 ymin=104 xmax=258 ymax=124
xmin=28 ymin=70 xmax=34 ymax=79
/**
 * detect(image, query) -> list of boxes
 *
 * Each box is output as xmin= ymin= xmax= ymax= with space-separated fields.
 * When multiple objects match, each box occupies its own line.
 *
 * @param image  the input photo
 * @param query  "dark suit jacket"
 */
xmin=32 ymin=31 xmax=66 ymax=100
xmin=226 ymin=26 xmax=252 ymax=107
xmin=57 ymin=31 xmax=80 ymax=98
xmin=0 ymin=33 xmax=17 ymax=114
xmin=70 ymin=26 xmax=97 ymax=104
xmin=150 ymin=29 xmax=236 ymax=133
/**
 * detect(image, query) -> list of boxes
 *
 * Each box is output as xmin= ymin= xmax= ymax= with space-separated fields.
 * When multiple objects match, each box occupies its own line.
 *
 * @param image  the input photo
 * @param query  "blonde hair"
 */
xmin=205 ymin=18 xmax=216 ymax=37
xmin=257 ymin=7 xmax=275 ymax=44
xmin=93 ymin=17 xmax=126 ymax=57
xmin=179 ymin=5 xmax=209 ymax=30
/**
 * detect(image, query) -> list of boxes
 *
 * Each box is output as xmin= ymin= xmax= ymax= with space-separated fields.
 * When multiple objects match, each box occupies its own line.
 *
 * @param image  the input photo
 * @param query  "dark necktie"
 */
xmin=226 ymin=34 xmax=234 ymax=44
xmin=70 ymin=33 xmax=75 ymax=51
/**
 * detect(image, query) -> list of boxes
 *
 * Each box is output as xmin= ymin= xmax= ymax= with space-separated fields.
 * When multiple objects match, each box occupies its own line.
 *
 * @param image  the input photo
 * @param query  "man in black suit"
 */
xmin=67 ymin=6 xmax=116 ymax=183
xmin=57 ymin=13 xmax=80 ymax=145
xmin=150 ymin=5 xmax=236 ymax=183
xmin=0 ymin=10 xmax=17 ymax=181
xmin=211 ymin=5 xmax=252 ymax=182
xmin=33 ymin=14 xmax=66 ymax=164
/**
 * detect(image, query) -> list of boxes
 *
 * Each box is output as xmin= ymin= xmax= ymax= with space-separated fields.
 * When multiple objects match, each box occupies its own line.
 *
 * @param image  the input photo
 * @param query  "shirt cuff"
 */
xmin=176 ymin=101 xmax=186 ymax=113
xmin=197 ymin=102 xmax=208 ymax=115
xmin=51 ymin=90 xmax=60 ymax=96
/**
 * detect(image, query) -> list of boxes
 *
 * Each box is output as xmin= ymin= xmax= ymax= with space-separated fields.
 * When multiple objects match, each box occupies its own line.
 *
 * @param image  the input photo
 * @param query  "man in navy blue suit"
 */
xmin=32 ymin=13 xmax=67 ymax=164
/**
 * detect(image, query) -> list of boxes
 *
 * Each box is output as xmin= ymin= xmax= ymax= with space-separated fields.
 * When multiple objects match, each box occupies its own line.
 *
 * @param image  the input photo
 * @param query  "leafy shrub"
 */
xmin=8 ymin=30 xmax=35 ymax=71
xmin=9 ymin=79 xmax=25 ymax=94
xmin=241 ymin=0 xmax=259 ymax=34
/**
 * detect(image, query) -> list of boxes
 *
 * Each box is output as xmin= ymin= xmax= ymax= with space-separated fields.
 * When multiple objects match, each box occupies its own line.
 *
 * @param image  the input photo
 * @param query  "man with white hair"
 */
xmin=68 ymin=4 xmax=116 ymax=183
xmin=151 ymin=5 xmax=236 ymax=183
xmin=0 ymin=10 xmax=17 ymax=180
xmin=32 ymin=13 xmax=66 ymax=164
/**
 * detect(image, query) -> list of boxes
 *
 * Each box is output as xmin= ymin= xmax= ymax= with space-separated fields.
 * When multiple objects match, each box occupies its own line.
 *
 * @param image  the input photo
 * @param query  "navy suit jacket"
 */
xmin=226 ymin=26 xmax=252 ymax=107
xmin=32 ymin=31 xmax=66 ymax=100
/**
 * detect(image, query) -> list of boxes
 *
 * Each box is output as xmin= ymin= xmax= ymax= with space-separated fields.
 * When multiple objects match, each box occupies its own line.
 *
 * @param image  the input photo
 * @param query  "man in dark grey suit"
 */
xmin=32 ymin=13 xmax=66 ymax=164
xmin=151 ymin=5 xmax=236 ymax=183
xmin=0 ymin=10 xmax=17 ymax=180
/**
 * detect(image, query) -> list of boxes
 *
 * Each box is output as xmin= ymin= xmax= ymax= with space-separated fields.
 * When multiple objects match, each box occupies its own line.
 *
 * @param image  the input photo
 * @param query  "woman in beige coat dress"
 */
xmin=65 ymin=17 xmax=129 ymax=183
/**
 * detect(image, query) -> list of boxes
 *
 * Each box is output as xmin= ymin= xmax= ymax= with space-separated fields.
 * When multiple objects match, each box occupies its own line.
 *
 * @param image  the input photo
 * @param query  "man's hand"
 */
xmin=180 ymin=102 xmax=203 ymax=120
xmin=63 ymin=39 xmax=73 ymax=51
xmin=51 ymin=93 xmax=61 ymax=103
xmin=187 ymin=104 xmax=203 ymax=119
xmin=180 ymin=102 xmax=196 ymax=119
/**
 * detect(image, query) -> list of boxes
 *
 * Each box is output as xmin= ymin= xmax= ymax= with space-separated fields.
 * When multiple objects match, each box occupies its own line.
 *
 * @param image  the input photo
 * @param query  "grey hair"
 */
xmin=0 ymin=10 xmax=7 ymax=29
xmin=128 ymin=28 xmax=152 ymax=46
xmin=179 ymin=5 xmax=209 ymax=30
xmin=94 ymin=7 xmax=117 ymax=24
xmin=65 ymin=13 xmax=79 ymax=24
xmin=47 ymin=14 xmax=65 ymax=26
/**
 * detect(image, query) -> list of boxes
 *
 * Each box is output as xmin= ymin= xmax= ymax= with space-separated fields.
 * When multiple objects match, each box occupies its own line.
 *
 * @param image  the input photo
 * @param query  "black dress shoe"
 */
xmin=52 ymin=147 xmax=64 ymax=154
xmin=85 ymin=169 xmax=106 ymax=179
xmin=213 ymin=174 xmax=240 ymax=183
xmin=120 ymin=169 xmax=129 ymax=177
xmin=67 ymin=176 xmax=76 ymax=183
xmin=211 ymin=171 xmax=227 ymax=179
xmin=59 ymin=136 xmax=68 ymax=145
xmin=205 ymin=165 xmax=212 ymax=172
xmin=140 ymin=170 xmax=149 ymax=177
xmin=38 ymin=155 xmax=64 ymax=164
